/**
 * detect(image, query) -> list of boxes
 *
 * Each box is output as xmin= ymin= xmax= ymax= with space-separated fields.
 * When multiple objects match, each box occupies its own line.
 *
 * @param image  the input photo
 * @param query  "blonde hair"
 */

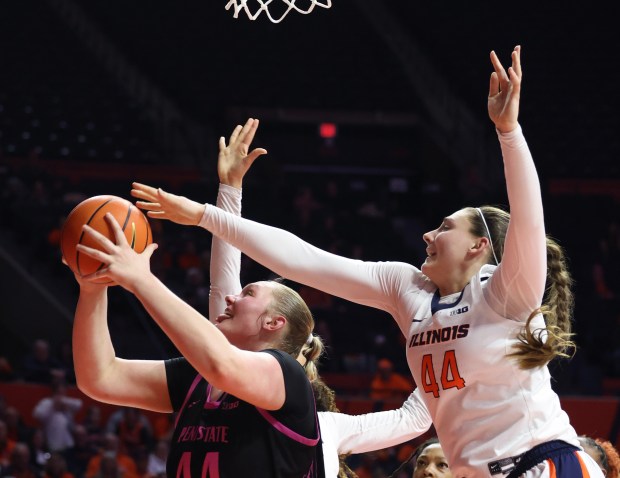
xmin=267 ymin=281 xmax=325 ymax=375
xmin=468 ymin=206 xmax=576 ymax=369
xmin=298 ymin=337 xmax=325 ymax=382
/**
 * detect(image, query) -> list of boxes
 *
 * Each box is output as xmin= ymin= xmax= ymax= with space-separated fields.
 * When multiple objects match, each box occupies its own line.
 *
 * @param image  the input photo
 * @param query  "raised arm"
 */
xmin=320 ymin=388 xmax=432 ymax=456
xmin=71 ymin=275 xmax=170 ymax=412
xmin=131 ymin=184 xmax=420 ymax=324
xmin=76 ymin=215 xmax=287 ymax=411
xmin=486 ymin=46 xmax=547 ymax=320
xmin=209 ymin=118 xmax=267 ymax=322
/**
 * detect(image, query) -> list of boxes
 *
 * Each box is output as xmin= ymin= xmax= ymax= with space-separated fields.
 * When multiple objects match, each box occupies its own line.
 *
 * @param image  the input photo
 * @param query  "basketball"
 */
xmin=61 ymin=195 xmax=153 ymax=283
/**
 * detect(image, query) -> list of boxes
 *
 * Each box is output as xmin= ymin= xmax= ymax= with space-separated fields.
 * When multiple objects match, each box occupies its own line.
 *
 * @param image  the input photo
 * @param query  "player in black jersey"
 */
xmin=69 ymin=120 xmax=324 ymax=477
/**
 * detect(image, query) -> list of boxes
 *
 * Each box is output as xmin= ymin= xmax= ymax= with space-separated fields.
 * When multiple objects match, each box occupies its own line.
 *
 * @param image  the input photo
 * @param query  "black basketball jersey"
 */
xmin=165 ymin=349 xmax=322 ymax=478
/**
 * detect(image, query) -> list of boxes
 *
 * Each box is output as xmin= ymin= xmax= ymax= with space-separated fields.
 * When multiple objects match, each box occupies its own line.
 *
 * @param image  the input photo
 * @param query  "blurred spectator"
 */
xmin=145 ymin=440 xmax=168 ymax=478
xmin=111 ymin=409 xmax=152 ymax=461
xmin=92 ymin=453 xmax=121 ymax=478
xmin=150 ymin=415 xmax=173 ymax=444
xmin=0 ymin=420 xmax=16 ymax=470
xmin=22 ymin=339 xmax=65 ymax=384
xmin=81 ymin=406 xmax=104 ymax=450
xmin=44 ymin=453 xmax=74 ymax=478
xmin=105 ymin=409 xmax=151 ymax=442
xmin=56 ymin=342 xmax=76 ymax=385
xmin=85 ymin=433 xmax=137 ymax=478
xmin=370 ymin=358 xmax=413 ymax=402
xmin=64 ymin=425 xmax=98 ymax=478
xmin=182 ymin=267 xmax=209 ymax=316
xmin=292 ymin=185 xmax=322 ymax=233
xmin=351 ymin=450 xmax=385 ymax=478
xmin=28 ymin=428 xmax=51 ymax=473
xmin=176 ymin=239 xmax=201 ymax=271
xmin=0 ymin=442 xmax=39 ymax=478
xmin=4 ymin=407 xmax=31 ymax=443
xmin=298 ymin=285 xmax=333 ymax=310
xmin=32 ymin=381 xmax=82 ymax=453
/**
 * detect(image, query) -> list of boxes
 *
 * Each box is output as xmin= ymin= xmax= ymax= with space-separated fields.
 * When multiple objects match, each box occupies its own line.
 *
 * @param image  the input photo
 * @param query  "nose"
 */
xmin=224 ymin=295 xmax=236 ymax=306
xmin=422 ymin=465 xmax=436 ymax=477
xmin=423 ymin=230 xmax=434 ymax=245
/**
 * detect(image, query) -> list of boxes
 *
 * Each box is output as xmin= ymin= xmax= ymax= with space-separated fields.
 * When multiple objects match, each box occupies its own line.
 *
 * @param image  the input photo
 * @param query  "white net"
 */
xmin=225 ymin=0 xmax=332 ymax=23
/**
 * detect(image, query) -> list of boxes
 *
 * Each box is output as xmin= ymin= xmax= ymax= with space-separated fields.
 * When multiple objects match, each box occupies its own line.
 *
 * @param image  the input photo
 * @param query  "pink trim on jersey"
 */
xmin=203 ymin=383 xmax=226 ymax=410
xmin=254 ymin=407 xmax=320 ymax=446
xmin=174 ymin=374 xmax=202 ymax=429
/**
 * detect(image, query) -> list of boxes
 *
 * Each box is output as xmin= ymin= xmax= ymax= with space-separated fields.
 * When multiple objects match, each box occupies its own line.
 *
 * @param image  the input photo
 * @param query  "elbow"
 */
xmin=75 ymin=379 xmax=114 ymax=404
xmin=75 ymin=376 xmax=99 ymax=401
xmin=74 ymin=370 xmax=110 ymax=403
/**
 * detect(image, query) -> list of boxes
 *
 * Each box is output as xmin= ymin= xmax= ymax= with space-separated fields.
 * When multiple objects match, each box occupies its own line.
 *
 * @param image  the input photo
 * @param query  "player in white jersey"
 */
xmin=131 ymin=47 xmax=603 ymax=477
xmin=207 ymin=118 xmax=433 ymax=477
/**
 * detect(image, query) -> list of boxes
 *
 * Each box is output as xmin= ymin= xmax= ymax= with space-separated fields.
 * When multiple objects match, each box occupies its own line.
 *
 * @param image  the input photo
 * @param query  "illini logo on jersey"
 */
xmin=408 ymin=324 xmax=470 ymax=348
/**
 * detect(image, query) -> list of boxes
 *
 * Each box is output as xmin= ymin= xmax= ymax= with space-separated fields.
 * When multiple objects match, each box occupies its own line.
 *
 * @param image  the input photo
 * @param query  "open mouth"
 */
xmin=216 ymin=310 xmax=233 ymax=323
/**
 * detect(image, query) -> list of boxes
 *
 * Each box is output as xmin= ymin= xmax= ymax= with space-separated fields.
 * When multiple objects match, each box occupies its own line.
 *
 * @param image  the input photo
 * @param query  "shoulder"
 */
xmin=261 ymin=350 xmax=306 ymax=382
xmin=376 ymin=260 xmax=432 ymax=292
xmin=164 ymin=357 xmax=200 ymax=410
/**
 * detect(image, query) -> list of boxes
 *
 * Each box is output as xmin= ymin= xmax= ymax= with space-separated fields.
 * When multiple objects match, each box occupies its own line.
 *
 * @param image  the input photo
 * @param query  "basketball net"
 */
xmin=225 ymin=0 xmax=332 ymax=23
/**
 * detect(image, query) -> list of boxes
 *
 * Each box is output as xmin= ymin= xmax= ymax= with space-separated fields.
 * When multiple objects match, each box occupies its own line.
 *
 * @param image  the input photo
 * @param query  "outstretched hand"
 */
xmin=75 ymin=213 xmax=158 ymax=293
xmin=131 ymin=183 xmax=205 ymax=226
xmin=488 ymin=45 xmax=522 ymax=133
xmin=218 ymin=118 xmax=267 ymax=188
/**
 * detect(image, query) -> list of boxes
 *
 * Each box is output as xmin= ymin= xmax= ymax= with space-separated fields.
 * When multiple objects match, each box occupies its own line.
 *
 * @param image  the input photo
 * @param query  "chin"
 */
xmin=420 ymin=262 xmax=436 ymax=282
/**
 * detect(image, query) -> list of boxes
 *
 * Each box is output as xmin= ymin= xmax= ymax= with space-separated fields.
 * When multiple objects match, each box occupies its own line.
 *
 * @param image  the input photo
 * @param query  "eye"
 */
xmin=438 ymin=223 xmax=449 ymax=231
xmin=439 ymin=462 xmax=449 ymax=469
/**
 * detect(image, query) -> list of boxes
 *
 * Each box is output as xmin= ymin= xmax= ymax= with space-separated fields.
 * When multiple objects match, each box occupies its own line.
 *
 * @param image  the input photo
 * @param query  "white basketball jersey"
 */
xmin=401 ymin=265 xmax=578 ymax=477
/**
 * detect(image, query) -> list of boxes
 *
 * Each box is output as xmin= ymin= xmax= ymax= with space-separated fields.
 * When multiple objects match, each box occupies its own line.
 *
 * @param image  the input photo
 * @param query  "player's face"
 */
xmin=421 ymin=209 xmax=478 ymax=291
xmin=413 ymin=444 xmax=451 ymax=478
xmin=216 ymin=281 xmax=275 ymax=348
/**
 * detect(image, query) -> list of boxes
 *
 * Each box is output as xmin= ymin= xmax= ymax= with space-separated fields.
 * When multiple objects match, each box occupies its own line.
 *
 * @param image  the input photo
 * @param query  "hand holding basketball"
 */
xmin=76 ymin=214 xmax=158 ymax=291
xmin=61 ymin=195 xmax=153 ymax=284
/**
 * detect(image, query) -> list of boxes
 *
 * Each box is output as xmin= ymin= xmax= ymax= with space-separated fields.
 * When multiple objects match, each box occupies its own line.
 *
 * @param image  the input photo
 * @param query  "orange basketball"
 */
xmin=61 ymin=195 xmax=152 ymax=284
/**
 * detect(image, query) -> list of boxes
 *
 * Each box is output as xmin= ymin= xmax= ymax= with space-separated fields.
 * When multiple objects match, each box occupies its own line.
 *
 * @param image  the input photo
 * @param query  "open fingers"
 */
xmin=488 ymin=71 xmax=500 ymax=98
xmin=228 ymin=124 xmax=243 ymax=145
xmin=131 ymin=182 xmax=158 ymax=196
xmin=489 ymin=50 xmax=509 ymax=89
xmin=511 ymin=45 xmax=522 ymax=79
xmin=144 ymin=210 xmax=168 ymax=220
xmin=246 ymin=147 xmax=268 ymax=164
xmin=81 ymin=223 xmax=118 ymax=252
xmin=131 ymin=183 xmax=161 ymax=204
xmin=135 ymin=200 xmax=163 ymax=212
xmin=76 ymin=242 xmax=111 ymax=264
xmin=104 ymin=213 xmax=130 ymax=246
xmin=218 ymin=136 xmax=227 ymax=153
xmin=241 ymin=118 xmax=259 ymax=147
